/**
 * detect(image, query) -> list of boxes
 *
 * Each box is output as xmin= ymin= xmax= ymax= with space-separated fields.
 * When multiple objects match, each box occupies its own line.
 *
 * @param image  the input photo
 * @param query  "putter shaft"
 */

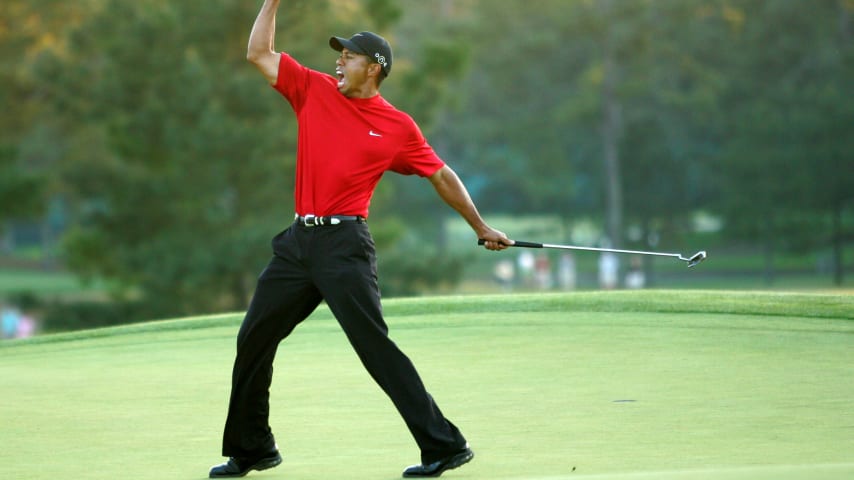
xmin=477 ymin=239 xmax=707 ymax=267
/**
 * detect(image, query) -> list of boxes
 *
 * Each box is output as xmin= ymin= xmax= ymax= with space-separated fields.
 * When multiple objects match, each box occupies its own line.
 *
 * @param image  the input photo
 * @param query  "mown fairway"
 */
xmin=1 ymin=291 xmax=853 ymax=480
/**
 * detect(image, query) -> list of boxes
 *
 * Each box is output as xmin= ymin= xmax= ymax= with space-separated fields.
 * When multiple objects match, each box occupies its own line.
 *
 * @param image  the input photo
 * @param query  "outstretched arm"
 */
xmin=247 ymin=0 xmax=281 ymax=84
xmin=428 ymin=165 xmax=513 ymax=251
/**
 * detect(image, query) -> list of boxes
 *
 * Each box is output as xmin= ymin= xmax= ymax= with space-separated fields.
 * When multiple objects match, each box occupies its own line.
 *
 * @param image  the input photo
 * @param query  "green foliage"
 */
xmin=14 ymin=0 xmax=402 ymax=319
xmin=714 ymin=0 xmax=854 ymax=283
xmin=0 ymin=145 xmax=45 ymax=221
xmin=0 ymin=0 xmax=478 ymax=324
xmin=34 ymin=1 xmax=290 ymax=315
xmin=2 ymin=0 xmax=852 ymax=326
xmin=432 ymin=0 xmax=852 ymax=283
xmin=378 ymin=250 xmax=465 ymax=297
xmin=364 ymin=0 xmax=403 ymax=30
xmin=39 ymin=299 xmax=152 ymax=333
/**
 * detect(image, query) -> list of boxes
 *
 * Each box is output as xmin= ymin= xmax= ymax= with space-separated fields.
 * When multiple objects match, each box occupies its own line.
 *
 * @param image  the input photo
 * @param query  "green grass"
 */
xmin=1 ymin=291 xmax=853 ymax=480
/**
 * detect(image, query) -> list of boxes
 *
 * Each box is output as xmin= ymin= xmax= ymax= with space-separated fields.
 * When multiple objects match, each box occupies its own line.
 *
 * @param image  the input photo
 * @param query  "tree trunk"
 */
xmin=762 ymin=216 xmax=775 ymax=286
xmin=832 ymin=205 xmax=844 ymax=286
xmin=602 ymin=41 xmax=623 ymax=249
xmin=642 ymin=218 xmax=656 ymax=287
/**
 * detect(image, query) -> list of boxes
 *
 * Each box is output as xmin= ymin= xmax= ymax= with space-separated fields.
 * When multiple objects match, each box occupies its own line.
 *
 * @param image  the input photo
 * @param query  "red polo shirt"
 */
xmin=273 ymin=53 xmax=445 ymax=218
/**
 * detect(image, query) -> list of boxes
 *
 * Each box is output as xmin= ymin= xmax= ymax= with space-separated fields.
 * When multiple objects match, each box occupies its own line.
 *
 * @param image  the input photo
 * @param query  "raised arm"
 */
xmin=428 ymin=165 xmax=513 ymax=251
xmin=247 ymin=0 xmax=281 ymax=84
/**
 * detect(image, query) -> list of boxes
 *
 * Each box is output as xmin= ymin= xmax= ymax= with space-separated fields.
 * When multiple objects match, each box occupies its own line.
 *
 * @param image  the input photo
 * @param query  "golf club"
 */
xmin=478 ymin=239 xmax=707 ymax=268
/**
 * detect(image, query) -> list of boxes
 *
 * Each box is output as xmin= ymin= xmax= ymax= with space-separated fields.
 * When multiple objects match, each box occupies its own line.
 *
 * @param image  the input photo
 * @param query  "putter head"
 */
xmin=686 ymin=251 xmax=707 ymax=268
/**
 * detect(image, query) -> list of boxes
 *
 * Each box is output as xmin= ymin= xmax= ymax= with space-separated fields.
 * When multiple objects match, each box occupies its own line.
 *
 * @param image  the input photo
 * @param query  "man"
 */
xmin=209 ymin=1 xmax=513 ymax=478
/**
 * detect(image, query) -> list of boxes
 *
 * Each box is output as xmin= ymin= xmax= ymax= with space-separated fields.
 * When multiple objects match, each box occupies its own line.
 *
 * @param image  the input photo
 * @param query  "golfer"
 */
xmin=209 ymin=0 xmax=512 ymax=478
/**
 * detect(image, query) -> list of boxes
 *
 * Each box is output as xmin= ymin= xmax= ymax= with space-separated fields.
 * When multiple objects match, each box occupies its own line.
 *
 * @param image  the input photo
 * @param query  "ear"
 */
xmin=367 ymin=62 xmax=382 ymax=79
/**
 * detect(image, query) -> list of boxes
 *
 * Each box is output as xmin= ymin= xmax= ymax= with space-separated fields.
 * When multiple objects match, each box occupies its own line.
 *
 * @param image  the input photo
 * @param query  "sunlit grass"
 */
xmin=1 ymin=291 xmax=852 ymax=479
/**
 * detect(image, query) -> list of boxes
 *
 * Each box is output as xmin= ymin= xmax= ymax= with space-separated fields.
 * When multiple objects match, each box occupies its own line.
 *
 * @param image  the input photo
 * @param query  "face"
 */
xmin=335 ymin=48 xmax=379 ymax=97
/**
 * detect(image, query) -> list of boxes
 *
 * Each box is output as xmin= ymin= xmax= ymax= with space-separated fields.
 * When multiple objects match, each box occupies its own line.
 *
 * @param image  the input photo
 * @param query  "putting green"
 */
xmin=1 ymin=291 xmax=852 ymax=479
xmin=515 ymin=463 xmax=854 ymax=479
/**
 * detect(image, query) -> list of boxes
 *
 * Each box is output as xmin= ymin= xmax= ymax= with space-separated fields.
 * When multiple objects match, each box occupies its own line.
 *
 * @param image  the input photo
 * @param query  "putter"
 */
xmin=478 ymin=239 xmax=707 ymax=268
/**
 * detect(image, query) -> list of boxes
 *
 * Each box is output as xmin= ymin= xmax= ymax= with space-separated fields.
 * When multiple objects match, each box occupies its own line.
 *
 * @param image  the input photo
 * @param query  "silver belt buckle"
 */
xmin=304 ymin=214 xmax=317 ymax=227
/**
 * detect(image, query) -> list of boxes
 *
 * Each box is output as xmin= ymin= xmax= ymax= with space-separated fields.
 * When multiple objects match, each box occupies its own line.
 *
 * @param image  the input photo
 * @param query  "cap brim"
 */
xmin=329 ymin=36 xmax=366 ymax=55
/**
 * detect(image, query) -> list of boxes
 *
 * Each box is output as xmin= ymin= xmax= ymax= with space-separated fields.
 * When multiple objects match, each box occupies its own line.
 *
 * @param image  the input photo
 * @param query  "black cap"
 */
xmin=329 ymin=31 xmax=392 ymax=77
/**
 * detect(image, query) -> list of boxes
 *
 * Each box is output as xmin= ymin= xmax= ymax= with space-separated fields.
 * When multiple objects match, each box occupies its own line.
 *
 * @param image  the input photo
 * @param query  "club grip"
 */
xmin=478 ymin=239 xmax=543 ymax=248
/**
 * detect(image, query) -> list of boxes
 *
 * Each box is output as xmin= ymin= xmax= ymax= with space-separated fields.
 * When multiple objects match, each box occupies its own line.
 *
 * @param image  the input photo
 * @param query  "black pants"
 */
xmin=221 ymin=221 xmax=467 ymax=464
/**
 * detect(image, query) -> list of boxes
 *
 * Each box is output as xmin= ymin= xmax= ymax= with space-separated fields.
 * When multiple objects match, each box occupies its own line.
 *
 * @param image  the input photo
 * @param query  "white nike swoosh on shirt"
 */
xmin=369 ymin=130 xmax=382 ymax=137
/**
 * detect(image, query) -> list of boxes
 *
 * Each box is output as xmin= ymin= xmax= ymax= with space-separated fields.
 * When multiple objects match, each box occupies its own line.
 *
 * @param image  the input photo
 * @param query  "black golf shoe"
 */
xmin=402 ymin=445 xmax=474 ymax=478
xmin=209 ymin=449 xmax=282 ymax=478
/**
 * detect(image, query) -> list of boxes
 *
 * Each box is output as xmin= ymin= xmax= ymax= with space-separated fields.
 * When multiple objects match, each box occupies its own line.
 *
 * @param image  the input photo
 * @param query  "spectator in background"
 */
xmin=625 ymin=256 xmax=646 ymax=289
xmin=517 ymin=250 xmax=535 ymax=288
xmin=558 ymin=253 xmax=576 ymax=290
xmin=2 ymin=305 xmax=21 ymax=339
xmin=493 ymin=259 xmax=515 ymax=292
xmin=534 ymin=253 xmax=553 ymax=290
xmin=598 ymin=251 xmax=619 ymax=290
xmin=16 ymin=313 xmax=36 ymax=338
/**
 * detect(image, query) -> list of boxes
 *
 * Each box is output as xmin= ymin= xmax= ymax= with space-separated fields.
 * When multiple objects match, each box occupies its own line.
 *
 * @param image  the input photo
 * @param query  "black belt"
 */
xmin=295 ymin=214 xmax=366 ymax=227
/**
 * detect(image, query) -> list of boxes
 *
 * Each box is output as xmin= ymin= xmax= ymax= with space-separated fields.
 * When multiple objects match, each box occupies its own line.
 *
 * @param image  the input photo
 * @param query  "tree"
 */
xmin=716 ymin=0 xmax=854 ymax=284
xmin=0 ymin=146 xmax=44 ymax=223
xmin=19 ymin=0 xmax=474 ymax=320
xmin=33 ymin=0 xmax=380 ymax=317
xmin=439 ymin=0 xmax=726 ymax=267
xmin=0 ymin=1 xmax=88 ymax=236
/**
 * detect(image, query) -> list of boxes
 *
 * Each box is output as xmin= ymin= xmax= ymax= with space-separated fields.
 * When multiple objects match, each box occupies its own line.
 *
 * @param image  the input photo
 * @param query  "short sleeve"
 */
xmin=272 ymin=53 xmax=312 ymax=113
xmin=389 ymin=116 xmax=446 ymax=177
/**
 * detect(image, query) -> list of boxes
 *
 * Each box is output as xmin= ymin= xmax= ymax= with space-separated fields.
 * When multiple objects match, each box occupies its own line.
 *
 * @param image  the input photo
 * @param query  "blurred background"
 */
xmin=2 ymin=0 xmax=852 ymax=336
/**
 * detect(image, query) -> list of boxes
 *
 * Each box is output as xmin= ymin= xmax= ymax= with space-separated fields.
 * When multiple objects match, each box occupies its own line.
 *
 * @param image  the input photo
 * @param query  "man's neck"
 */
xmin=344 ymin=86 xmax=379 ymax=99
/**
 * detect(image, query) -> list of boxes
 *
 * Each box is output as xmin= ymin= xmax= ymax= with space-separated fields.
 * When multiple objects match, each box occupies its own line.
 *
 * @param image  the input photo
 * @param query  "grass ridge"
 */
xmin=3 ymin=290 xmax=851 ymax=348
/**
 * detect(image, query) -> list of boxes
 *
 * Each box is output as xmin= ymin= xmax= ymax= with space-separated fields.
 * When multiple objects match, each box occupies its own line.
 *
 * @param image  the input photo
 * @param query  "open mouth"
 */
xmin=335 ymin=69 xmax=345 ymax=87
